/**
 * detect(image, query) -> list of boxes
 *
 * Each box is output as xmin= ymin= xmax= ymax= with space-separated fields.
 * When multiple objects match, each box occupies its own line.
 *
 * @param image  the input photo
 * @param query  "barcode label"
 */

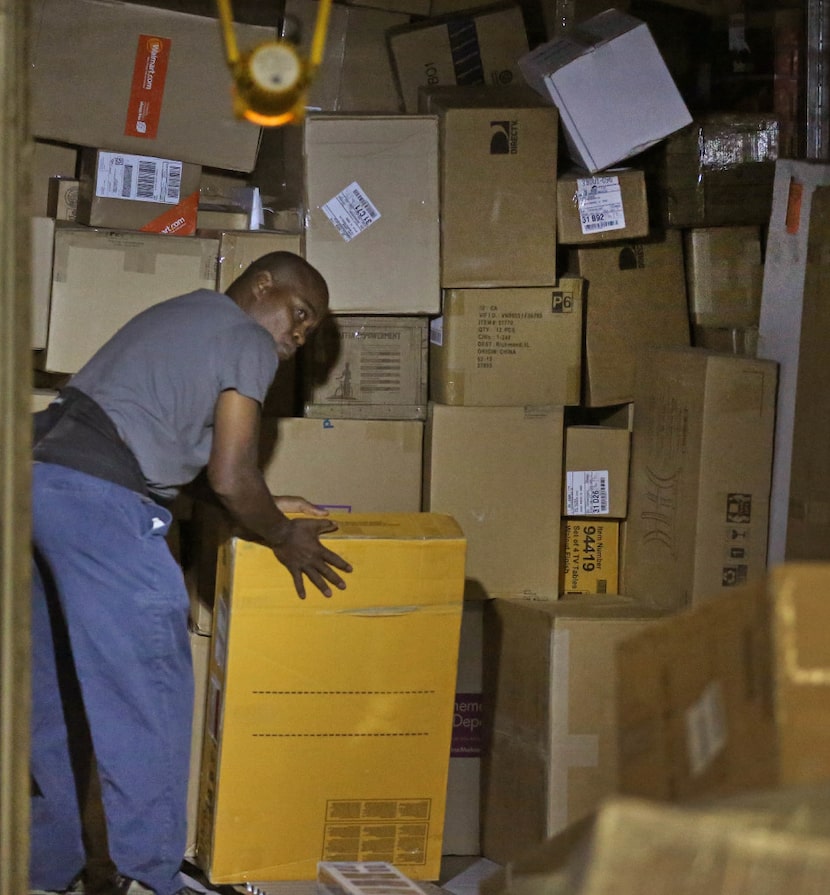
xmin=94 ymin=151 xmax=183 ymax=204
xmin=322 ymin=182 xmax=381 ymax=242
xmin=576 ymin=175 xmax=626 ymax=235
xmin=566 ymin=470 xmax=610 ymax=515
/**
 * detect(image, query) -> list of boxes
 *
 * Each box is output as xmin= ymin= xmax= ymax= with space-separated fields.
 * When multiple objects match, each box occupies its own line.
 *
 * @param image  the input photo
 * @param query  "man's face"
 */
xmin=257 ymin=282 xmax=327 ymax=361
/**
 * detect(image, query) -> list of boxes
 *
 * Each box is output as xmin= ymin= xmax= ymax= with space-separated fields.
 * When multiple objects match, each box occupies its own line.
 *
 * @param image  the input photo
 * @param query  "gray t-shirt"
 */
xmin=70 ymin=288 xmax=278 ymax=499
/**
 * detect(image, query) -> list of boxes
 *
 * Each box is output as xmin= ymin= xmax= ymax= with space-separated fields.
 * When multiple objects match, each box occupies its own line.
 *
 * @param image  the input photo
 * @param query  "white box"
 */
xmin=758 ymin=160 xmax=830 ymax=565
xmin=518 ymin=10 xmax=691 ymax=173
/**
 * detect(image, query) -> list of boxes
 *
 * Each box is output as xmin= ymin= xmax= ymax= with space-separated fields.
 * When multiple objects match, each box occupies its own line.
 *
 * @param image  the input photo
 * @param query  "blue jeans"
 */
xmin=30 ymin=463 xmax=193 ymax=895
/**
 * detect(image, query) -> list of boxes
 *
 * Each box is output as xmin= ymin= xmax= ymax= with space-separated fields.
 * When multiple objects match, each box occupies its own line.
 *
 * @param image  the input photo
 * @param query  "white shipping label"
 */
xmin=685 ymin=681 xmax=728 ymax=776
xmin=430 ymin=316 xmax=444 ymax=346
xmin=95 ymin=151 xmax=183 ymax=204
xmin=321 ymin=181 xmax=381 ymax=242
xmin=566 ymin=470 xmax=610 ymax=515
xmin=576 ymin=175 xmax=626 ymax=235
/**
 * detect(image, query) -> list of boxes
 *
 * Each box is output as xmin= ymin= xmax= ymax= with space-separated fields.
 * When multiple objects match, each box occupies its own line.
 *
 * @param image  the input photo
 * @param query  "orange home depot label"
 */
xmin=785 ymin=177 xmax=803 ymax=234
xmin=141 ymin=190 xmax=199 ymax=236
xmin=124 ymin=35 xmax=172 ymax=139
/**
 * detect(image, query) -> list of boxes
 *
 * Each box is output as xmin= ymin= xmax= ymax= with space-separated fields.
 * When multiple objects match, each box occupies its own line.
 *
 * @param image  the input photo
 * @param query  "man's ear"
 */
xmin=254 ymin=270 xmax=273 ymax=298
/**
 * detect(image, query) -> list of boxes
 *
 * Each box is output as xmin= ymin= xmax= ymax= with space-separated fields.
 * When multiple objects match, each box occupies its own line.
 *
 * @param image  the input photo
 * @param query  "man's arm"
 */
xmin=207 ymin=388 xmax=351 ymax=598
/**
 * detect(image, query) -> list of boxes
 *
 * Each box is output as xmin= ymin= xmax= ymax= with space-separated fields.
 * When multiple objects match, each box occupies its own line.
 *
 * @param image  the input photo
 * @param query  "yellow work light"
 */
xmin=215 ymin=0 xmax=331 ymax=127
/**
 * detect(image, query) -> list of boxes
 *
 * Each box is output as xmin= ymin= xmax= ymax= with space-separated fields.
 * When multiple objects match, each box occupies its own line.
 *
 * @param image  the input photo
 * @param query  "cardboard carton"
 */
xmin=616 ymin=562 xmax=830 ymax=806
xmin=260 ymin=417 xmax=424 ymax=512
xmin=481 ymin=595 xmax=664 ymax=864
xmin=685 ymin=226 xmax=763 ymax=328
xmin=41 ymin=228 xmax=218 ymax=374
xmin=568 ymin=230 xmax=690 ymax=407
xmin=563 ymin=426 xmax=630 ymax=519
xmin=692 ymin=324 xmax=759 ymax=357
xmin=387 ymin=5 xmax=530 ymax=115
xmin=758 ymin=163 xmax=830 ymax=565
xmin=420 ymin=85 xmax=558 ymax=287
xmin=186 ymin=412 xmax=424 ymax=633
xmin=624 ymin=347 xmax=777 ymax=611
xmin=196 ymin=514 xmax=465 ymax=882
xmin=76 ymin=149 xmax=201 ymax=235
xmin=303 ymin=316 xmax=429 ymax=421
xmin=429 ymin=281 xmax=583 ymax=407
xmin=423 ymin=403 xmax=564 ymax=600
xmin=556 ymin=168 xmax=649 ymax=244
xmin=649 ymin=114 xmax=779 ymax=229
xmin=519 ymin=10 xmax=691 ymax=173
xmin=214 ymin=230 xmax=303 ymax=293
xmin=304 ymin=115 xmax=440 ymax=314
xmin=30 ymin=0 xmax=271 ymax=172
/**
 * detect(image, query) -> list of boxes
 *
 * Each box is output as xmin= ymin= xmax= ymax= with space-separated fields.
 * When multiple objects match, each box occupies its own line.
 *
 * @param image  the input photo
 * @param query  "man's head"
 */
xmin=227 ymin=251 xmax=329 ymax=361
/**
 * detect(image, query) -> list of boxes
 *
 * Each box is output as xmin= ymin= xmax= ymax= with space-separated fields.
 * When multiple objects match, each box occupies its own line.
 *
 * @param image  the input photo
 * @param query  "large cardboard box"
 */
xmin=617 ymin=577 xmax=778 ymax=804
xmin=304 ymin=115 xmax=440 ymax=314
xmin=284 ymin=0 xmax=409 ymax=112
xmin=617 ymin=563 xmax=830 ymax=811
xmin=768 ymin=563 xmax=830 ymax=787
xmin=423 ymin=404 xmax=564 ymax=600
xmin=187 ymin=414 xmax=424 ymax=634
xmin=624 ymin=347 xmax=777 ymax=612
xmin=685 ymin=226 xmax=764 ymax=328
xmin=480 ymin=596 xmax=664 ymax=864
xmin=303 ymin=316 xmax=428 ymax=421
xmin=259 ymin=417 xmax=424 ymax=511
xmin=556 ymin=168 xmax=649 ymax=245
xmin=41 ymin=228 xmax=218 ymax=374
xmin=563 ymin=426 xmax=630 ymax=519
xmin=429 ymin=281 xmax=583 ymax=407
xmin=196 ymin=514 xmax=465 ymax=882
xmin=519 ymin=10 xmax=691 ymax=173
xmin=533 ymin=791 xmax=830 ymax=895
xmin=759 ymin=163 xmax=830 ymax=566
xmin=420 ymin=86 xmax=558 ymax=287
xmin=30 ymin=0 xmax=270 ymax=172
xmin=387 ymin=5 xmax=529 ymax=115
xmin=650 ymin=114 xmax=779 ymax=229
xmin=568 ymin=230 xmax=690 ymax=407
xmin=76 ymin=149 xmax=201 ymax=235
xmin=443 ymin=600 xmax=484 ymax=856
xmin=215 ymin=231 xmax=303 ymax=293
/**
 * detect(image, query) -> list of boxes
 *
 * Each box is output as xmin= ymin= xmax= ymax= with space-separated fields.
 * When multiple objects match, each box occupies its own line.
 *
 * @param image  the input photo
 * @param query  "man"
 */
xmin=30 ymin=252 xmax=352 ymax=895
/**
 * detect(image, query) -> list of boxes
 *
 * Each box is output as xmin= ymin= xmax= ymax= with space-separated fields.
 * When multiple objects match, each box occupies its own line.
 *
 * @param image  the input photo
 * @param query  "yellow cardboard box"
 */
xmin=561 ymin=519 xmax=620 ymax=595
xmin=196 ymin=513 xmax=466 ymax=884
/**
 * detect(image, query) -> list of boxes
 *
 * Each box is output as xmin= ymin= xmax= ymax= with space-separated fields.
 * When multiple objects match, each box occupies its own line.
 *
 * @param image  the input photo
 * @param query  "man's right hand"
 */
xmin=272 ymin=517 xmax=353 ymax=599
